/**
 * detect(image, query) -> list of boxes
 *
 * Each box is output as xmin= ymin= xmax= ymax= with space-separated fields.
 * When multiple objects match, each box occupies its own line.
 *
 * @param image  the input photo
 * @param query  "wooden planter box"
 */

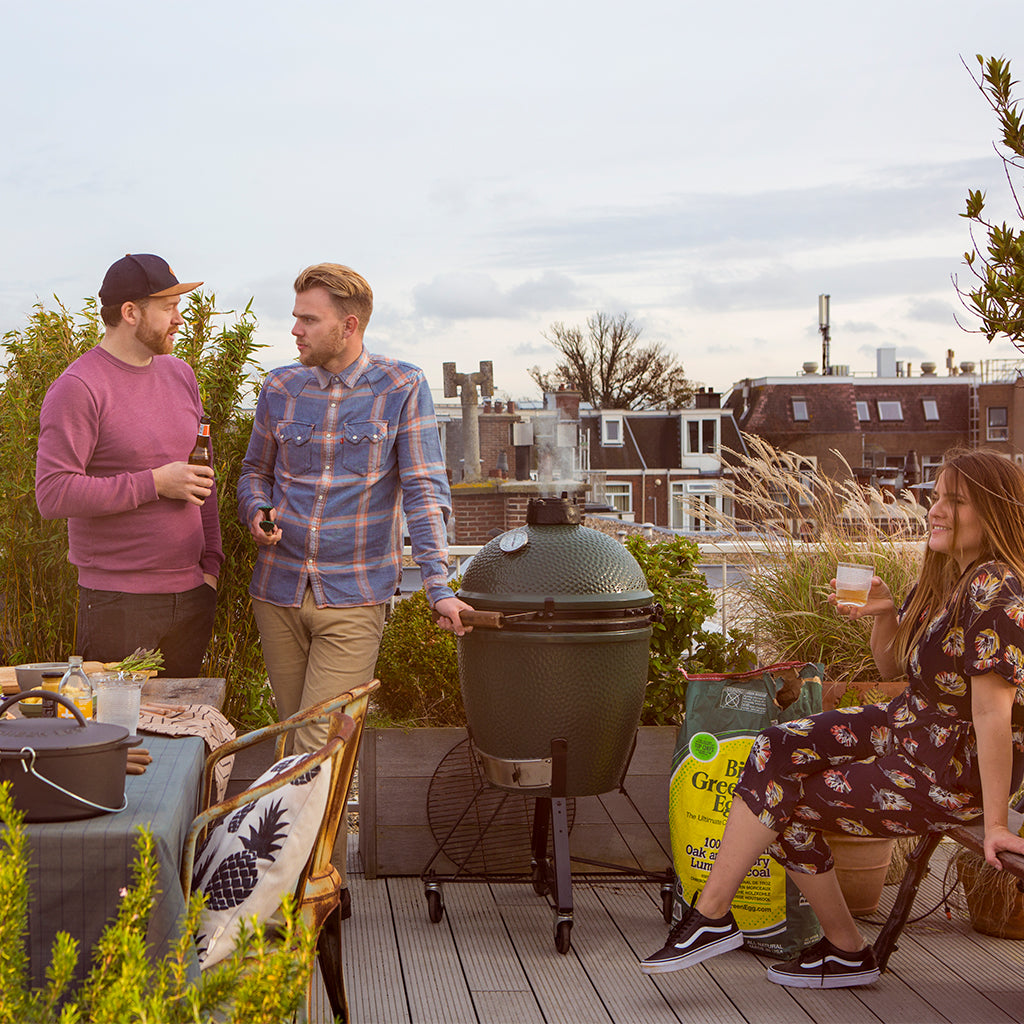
xmin=357 ymin=725 xmax=676 ymax=879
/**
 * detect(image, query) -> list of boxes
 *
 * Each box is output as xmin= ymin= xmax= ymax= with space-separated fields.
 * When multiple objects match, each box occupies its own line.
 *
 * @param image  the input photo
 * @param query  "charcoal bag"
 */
xmin=668 ymin=661 xmax=824 ymax=958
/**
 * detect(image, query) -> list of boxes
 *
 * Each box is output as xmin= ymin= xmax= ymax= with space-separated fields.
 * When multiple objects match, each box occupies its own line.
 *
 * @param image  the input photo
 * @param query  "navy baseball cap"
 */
xmin=99 ymin=254 xmax=202 ymax=307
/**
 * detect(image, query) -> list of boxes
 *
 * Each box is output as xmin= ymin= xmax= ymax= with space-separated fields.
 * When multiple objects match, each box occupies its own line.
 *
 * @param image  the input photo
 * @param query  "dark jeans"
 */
xmin=77 ymin=584 xmax=217 ymax=678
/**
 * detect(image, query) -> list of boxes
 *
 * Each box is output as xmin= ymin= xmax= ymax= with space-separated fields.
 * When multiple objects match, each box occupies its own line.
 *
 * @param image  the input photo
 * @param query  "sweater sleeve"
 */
xmin=35 ymin=373 xmax=159 ymax=519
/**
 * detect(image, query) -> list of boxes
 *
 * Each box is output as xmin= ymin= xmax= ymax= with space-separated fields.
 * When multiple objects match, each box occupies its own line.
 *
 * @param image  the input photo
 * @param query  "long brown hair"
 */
xmin=892 ymin=448 xmax=1024 ymax=669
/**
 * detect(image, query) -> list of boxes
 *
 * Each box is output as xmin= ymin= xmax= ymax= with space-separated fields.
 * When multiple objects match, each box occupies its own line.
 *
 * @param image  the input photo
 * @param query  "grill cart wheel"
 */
xmin=425 ymin=885 xmax=444 ymax=923
xmin=554 ymin=917 xmax=573 ymax=954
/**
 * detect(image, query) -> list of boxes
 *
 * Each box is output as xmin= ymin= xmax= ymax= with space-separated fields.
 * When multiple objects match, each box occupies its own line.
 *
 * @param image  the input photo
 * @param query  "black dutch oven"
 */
xmin=0 ymin=690 xmax=137 ymax=821
xmin=456 ymin=495 xmax=657 ymax=797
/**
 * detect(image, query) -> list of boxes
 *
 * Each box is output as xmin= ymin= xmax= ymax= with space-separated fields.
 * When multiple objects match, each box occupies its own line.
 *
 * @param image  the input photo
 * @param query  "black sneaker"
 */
xmin=639 ymin=903 xmax=743 ymax=974
xmin=765 ymin=937 xmax=880 ymax=989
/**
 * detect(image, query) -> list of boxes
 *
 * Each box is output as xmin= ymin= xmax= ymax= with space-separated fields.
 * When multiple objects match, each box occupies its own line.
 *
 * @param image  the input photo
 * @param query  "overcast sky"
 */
xmin=3 ymin=0 xmax=1023 ymax=402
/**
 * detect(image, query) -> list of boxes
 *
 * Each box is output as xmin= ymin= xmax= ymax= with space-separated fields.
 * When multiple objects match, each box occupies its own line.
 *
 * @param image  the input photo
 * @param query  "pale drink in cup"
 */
xmin=94 ymin=672 xmax=145 ymax=736
xmin=835 ymin=561 xmax=875 ymax=607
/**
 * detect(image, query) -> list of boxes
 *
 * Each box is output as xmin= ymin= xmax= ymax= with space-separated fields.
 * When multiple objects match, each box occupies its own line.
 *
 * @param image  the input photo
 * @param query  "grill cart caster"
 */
xmin=531 ymin=857 xmax=551 ymax=896
xmin=424 ymin=881 xmax=445 ymax=923
xmin=661 ymin=880 xmax=674 ymax=924
xmin=554 ymin=916 xmax=573 ymax=954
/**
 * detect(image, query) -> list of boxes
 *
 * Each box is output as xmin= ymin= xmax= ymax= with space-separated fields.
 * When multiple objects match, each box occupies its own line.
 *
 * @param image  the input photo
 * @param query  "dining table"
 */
xmin=23 ymin=732 xmax=207 ymax=989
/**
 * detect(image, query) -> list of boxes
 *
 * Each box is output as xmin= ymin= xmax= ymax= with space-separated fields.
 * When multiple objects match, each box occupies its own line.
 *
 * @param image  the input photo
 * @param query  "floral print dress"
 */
xmin=734 ymin=561 xmax=1024 ymax=874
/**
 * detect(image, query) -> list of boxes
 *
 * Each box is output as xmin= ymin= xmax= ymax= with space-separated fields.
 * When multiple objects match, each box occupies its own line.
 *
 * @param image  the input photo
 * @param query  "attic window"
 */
xmin=791 ymin=399 xmax=809 ymax=421
xmin=922 ymin=399 xmax=939 ymax=421
xmin=601 ymin=414 xmax=624 ymax=447
xmin=856 ymin=401 xmax=870 ymax=421
xmin=877 ymin=401 xmax=903 ymax=421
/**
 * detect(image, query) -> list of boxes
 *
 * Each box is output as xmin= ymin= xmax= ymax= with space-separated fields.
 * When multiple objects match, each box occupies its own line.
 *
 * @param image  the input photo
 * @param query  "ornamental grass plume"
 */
xmin=702 ymin=436 xmax=926 ymax=682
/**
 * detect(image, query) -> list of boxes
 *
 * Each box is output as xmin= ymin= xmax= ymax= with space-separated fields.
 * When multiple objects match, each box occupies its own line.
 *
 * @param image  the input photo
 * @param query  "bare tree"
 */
xmin=528 ymin=312 xmax=695 ymax=409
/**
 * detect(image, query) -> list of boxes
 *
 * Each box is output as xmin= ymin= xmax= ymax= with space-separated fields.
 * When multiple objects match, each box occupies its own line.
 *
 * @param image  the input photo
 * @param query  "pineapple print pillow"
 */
xmin=192 ymin=751 xmax=331 ymax=968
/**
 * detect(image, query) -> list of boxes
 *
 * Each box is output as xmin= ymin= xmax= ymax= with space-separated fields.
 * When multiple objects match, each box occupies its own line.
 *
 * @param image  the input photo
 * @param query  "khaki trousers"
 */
xmin=253 ymin=592 xmax=385 ymax=888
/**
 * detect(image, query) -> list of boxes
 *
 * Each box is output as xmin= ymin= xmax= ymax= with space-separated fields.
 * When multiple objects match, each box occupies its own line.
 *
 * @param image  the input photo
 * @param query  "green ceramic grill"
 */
xmin=456 ymin=496 xmax=655 ymax=797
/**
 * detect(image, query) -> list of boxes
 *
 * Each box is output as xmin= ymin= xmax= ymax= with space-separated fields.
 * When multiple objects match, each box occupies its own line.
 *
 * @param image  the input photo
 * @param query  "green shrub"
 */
xmin=0 ymin=782 xmax=316 ymax=1024
xmin=624 ymin=533 xmax=756 ymax=724
xmin=373 ymin=587 xmax=464 ymax=726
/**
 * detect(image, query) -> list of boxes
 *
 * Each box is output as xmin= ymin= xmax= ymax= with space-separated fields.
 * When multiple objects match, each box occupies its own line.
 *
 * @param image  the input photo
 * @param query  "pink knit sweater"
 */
xmin=35 ymin=345 xmax=223 ymax=593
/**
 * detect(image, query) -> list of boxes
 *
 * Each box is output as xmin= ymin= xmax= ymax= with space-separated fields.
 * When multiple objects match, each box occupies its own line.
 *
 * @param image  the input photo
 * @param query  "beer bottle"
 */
xmin=188 ymin=415 xmax=212 ymax=468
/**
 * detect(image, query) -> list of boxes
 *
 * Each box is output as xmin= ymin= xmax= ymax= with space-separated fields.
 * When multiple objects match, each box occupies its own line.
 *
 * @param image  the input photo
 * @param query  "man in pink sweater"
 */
xmin=35 ymin=254 xmax=224 ymax=676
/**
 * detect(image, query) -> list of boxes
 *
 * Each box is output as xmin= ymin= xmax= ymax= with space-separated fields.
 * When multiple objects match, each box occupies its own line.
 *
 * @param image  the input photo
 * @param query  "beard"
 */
xmin=298 ymin=322 xmax=346 ymax=368
xmin=135 ymin=312 xmax=173 ymax=356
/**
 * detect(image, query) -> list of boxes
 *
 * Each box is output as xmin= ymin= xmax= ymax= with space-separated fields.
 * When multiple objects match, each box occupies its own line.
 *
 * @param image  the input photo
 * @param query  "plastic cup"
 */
xmin=93 ymin=671 xmax=145 ymax=736
xmin=835 ymin=561 xmax=875 ymax=607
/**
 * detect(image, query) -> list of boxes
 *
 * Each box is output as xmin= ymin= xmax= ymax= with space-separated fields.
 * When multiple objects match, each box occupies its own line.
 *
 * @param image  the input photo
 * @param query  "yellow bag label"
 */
xmin=669 ymin=731 xmax=786 ymax=938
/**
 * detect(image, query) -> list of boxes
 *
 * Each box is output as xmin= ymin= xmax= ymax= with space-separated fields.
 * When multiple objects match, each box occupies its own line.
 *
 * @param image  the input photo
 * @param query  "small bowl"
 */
xmin=15 ymin=662 xmax=69 ymax=691
xmin=18 ymin=699 xmax=47 ymax=718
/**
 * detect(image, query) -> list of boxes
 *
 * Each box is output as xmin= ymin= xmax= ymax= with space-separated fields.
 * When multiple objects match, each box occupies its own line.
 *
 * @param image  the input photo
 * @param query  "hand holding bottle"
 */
xmin=153 ymin=461 xmax=214 ymax=505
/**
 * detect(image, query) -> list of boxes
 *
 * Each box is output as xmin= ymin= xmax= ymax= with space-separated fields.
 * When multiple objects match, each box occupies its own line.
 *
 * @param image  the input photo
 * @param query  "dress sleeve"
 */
xmin=962 ymin=565 xmax=1024 ymax=693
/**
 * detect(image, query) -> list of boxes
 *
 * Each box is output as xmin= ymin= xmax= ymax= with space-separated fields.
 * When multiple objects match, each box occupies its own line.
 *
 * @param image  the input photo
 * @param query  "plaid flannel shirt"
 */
xmin=237 ymin=349 xmax=452 ymax=608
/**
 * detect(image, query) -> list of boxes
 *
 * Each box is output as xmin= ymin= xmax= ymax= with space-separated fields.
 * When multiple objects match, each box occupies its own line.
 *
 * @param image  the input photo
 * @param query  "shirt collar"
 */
xmin=312 ymin=347 xmax=371 ymax=390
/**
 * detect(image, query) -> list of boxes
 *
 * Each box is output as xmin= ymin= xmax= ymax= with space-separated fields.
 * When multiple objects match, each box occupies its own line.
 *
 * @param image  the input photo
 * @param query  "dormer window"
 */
xmin=792 ymin=399 xmax=809 ymax=421
xmin=856 ymin=401 xmax=870 ymax=421
xmin=877 ymin=401 xmax=903 ymax=421
xmin=601 ymin=413 xmax=624 ymax=447
xmin=922 ymin=399 xmax=939 ymax=421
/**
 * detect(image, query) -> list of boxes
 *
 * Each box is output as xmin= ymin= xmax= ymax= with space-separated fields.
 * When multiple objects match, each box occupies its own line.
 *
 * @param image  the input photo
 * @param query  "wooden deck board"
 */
xmin=387 ymin=877 xmax=479 ymax=1024
xmin=568 ymin=884 xmax=686 ymax=1024
xmin=442 ymin=881 xmax=541 ymax=997
xmin=590 ymin=881 xmax=747 ymax=1023
xmin=344 ymin=874 xmax=410 ymax=1024
xmin=501 ymin=901 xmax=615 ymax=1023
xmin=338 ymin=836 xmax=1024 ymax=1024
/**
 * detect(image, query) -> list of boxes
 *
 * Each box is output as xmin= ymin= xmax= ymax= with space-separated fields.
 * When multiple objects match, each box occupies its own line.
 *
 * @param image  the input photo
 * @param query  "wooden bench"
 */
xmin=874 ymin=801 xmax=1024 ymax=969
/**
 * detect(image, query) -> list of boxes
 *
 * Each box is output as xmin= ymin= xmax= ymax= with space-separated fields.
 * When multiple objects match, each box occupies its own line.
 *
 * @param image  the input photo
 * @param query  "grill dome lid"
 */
xmin=457 ymin=496 xmax=652 ymax=612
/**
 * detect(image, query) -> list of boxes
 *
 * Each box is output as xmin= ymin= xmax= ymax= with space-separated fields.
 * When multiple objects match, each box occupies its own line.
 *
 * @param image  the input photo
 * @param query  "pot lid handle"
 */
xmin=0 ymin=690 xmax=87 ymax=726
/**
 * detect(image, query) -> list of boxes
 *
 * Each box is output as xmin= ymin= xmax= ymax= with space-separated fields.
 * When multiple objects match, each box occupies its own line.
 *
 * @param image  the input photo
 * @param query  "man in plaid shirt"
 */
xmin=238 ymin=263 xmax=472 ymax=763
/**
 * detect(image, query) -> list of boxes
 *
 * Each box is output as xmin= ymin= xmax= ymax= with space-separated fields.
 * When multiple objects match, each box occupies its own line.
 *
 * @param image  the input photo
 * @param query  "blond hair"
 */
xmin=893 ymin=448 xmax=1024 ymax=668
xmin=294 ymin=263 xmax=373 ymax=328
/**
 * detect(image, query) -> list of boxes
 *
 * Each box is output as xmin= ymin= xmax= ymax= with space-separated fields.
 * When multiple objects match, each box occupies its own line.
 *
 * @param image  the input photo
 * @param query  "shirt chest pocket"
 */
xmin=341 ymin=420 xmax=388 ymax=476
xmin=275 ymin=420 xmax=315 ymax=476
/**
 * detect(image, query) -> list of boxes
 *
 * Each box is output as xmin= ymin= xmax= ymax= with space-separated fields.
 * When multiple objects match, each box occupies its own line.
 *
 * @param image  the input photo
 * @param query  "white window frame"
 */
xmin=601 ymin=414 xmax=624 ymax=447
xmin=856 ymin=401 xmax=870 ymax=421
xmin=922 ymin=455 xmax=942 ymax=482
xmin=988 ymin=406 xmax=1009 ymax=442
xmin=686 ymin=417 xmax=718 ymax=455
xmin=877 ymin=401 xmax=904 ymax=421
xmin=791 ymin=398 xmax=809 ymax=421
xmin=604 ymin=480 xmax=633 ymax=514
xmin=922 ymin=399 xmax=939 ymax=421
xmin=670 ymin=480 xmax=725 ymax=531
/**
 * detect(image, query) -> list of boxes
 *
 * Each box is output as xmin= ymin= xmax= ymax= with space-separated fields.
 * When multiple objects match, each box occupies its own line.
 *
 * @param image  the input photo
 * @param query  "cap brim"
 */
xmin=149 ymin=280 xmax=203 ymax=298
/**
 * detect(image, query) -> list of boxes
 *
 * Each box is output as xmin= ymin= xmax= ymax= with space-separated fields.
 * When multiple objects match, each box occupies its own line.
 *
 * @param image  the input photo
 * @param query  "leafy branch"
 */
xmin=955 ymin=55 xmax=1024 ymax=345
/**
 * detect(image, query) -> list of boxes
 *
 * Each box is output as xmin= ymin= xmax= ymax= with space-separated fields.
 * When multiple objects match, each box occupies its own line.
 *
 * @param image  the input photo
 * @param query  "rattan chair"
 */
xmin=181 ymin=679 xmax=380 ymax=1022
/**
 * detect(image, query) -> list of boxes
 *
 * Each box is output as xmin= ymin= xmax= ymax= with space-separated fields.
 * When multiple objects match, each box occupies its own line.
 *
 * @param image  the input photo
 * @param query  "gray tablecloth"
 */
xmin=24 ymin=733 xmax=205 ymax=988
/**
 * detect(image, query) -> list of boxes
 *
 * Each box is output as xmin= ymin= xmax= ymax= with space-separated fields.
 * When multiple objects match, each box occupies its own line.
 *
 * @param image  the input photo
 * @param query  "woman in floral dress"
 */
xmin=641 ymin=448 xmax=1024 ymax=988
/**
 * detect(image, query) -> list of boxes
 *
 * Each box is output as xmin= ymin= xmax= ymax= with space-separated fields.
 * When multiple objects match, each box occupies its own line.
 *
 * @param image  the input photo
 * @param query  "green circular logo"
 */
xmin=689 ymin=732 xmax=719 ymax=762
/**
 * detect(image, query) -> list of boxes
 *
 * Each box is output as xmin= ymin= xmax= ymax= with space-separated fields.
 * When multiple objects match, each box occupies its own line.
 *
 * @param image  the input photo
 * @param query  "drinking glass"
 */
xmin=835 ymin=561 xmax=875 ymax=607
xmin=93 ymin=671 xmax=145 ymax=736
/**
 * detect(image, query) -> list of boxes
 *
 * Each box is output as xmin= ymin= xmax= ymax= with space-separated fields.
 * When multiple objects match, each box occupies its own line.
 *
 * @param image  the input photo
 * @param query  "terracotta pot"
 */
xmin=956 ymin=852 xmax=1024 ymax=939
xmin=825 ymin=832 xmax=896 ymax=916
